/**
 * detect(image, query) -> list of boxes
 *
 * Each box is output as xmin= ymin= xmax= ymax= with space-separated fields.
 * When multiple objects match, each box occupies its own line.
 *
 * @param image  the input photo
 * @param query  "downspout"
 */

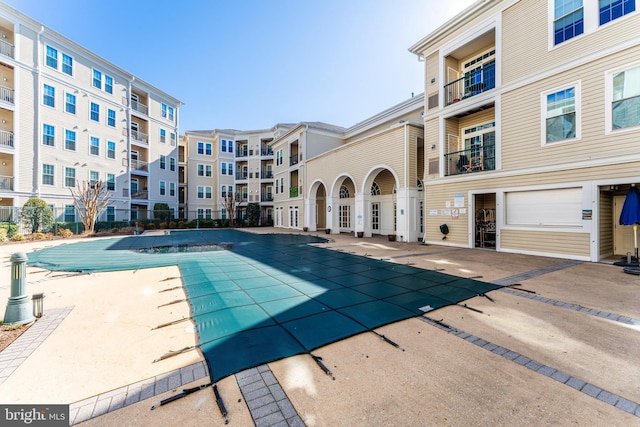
xmin=127 ymin=76 xmax=134 ymax=216
xmin=403 ymin=122 xmax=408 ymax=242
xmin=302 ymin=123 xmax=308 ymax=229
xmin=35 ymin=25 xmax=45 ymax=198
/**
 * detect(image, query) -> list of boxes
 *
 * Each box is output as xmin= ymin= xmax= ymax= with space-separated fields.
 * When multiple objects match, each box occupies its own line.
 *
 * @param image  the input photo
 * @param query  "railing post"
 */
xmin=3 ymin=252 xmax=35 ymax=325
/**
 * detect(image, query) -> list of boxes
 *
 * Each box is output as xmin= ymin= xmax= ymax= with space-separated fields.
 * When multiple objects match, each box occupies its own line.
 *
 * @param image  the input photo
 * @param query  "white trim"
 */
xmin=604 ymin=60 xmax=640 ymax=135
xmin=540 ymin=80 xmax=582 ymax=146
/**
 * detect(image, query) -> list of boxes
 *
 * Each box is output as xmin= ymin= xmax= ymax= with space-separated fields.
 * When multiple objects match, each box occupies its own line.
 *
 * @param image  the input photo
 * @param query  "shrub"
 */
xmin=33 ymin=232 xmax=45 ymax=240
xmin=0 ymin=228 xmax=7 ymax=242
xmin=58 ymin=228 xmax=73 ymax=238
xmin=10 ymin=234 xmax=24 ymax=242
xmin=145 ymin=223 xmax=155 ymax=230
xmin=21 ymin=197 xmax=54 ymax=233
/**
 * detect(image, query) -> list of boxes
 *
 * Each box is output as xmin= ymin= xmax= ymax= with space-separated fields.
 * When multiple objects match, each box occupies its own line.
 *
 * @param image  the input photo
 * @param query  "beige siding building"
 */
xmin=410 ymin=0 xmax=640 ymax=261
xmin=272 ymin=96 xmax=425 ymax=243
xmin=0 ymin=3 xmax=181 ymax=225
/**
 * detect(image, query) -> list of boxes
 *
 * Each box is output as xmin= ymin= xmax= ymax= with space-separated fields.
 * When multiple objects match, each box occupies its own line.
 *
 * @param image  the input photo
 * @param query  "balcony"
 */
xmin=289 ymin=154 xmax=299 ymax=167
xmin=261 ymin=169 xmax=274 ymax=179
xmin=132 ymin=190 xmax=148 ymax=200
xmin=261 ymin=194 xmax=274 ymax=202
xmin=235 ymin=193 xmax=248 ymax=202
xmin=236 ymin=148 xmax=248 ymax=158
xmin=289 ymin=186 xmax=300 ymax=198
xmin=0 ymin=39 xmax=14 ymax=59
xmin=0 ymin=85 xmax=14 ymax=104
xmin=131 ymin=159 xmax=149 ymax=172
xmin=131 ymin=129 xmax=148 ymax=144
xmin=0 ymin=175 xmax=13 ymax=190
xmin=131 ymin=99 xmax=148 ymax=115
xmin=0 ymin=130 xmax=13 ymax=148
xmin=444 ymin=61 xmax=495 ymax=107
xmin=261 ymin=147 xmax=273 ymax=156
xmin=444 ymin=142 xmax=495 ymax=176
xmin=236 ymin=171 xmax=248 ymax=180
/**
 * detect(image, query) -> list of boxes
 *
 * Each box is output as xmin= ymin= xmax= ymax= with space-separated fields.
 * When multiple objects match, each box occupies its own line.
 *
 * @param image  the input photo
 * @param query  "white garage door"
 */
xmin=505 ymin=188 xmax=582 ymax=227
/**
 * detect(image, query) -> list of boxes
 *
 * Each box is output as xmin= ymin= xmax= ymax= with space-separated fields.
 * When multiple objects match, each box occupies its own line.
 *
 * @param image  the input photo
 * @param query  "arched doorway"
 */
xmin=367 ymin=169 xmax=397 ymax=236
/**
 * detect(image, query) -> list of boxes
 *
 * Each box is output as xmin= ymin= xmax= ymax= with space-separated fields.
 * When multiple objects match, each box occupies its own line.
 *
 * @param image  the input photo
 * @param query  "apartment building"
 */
xmin=272 ymin=97 xmax=425 ymax=243
xmin=179 ymin=124 xmax=292 ymax=222
xmin=0 ymin=4 xmax=181 ymax=224
xmin=409 ymin=0 xmax=639 ymax=261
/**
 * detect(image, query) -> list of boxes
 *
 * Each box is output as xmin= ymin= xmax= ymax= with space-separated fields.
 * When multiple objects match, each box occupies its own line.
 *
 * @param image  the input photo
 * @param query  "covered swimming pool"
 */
xmin=27 ymin=229 xmax=500 ymax=381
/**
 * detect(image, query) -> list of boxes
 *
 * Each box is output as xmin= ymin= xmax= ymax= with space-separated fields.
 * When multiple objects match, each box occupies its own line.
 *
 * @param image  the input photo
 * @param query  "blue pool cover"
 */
xmin=27 ymin=229 xmax=501 ymax=381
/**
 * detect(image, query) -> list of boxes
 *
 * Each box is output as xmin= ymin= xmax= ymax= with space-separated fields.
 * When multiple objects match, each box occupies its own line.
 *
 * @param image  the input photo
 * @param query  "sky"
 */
xmin=3 ymin=0 xmax=477 ymax=133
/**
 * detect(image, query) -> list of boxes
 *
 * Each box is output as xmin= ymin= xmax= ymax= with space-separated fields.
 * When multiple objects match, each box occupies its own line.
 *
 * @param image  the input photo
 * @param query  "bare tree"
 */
xmin=70 ymin=180 xmax=112 ymax=234
xmin=224 ymin=191 xmax=236 ymax=227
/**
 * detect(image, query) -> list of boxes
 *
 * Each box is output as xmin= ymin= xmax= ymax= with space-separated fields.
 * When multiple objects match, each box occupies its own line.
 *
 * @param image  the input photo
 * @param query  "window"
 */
xmin=221 ymin=185 xmax=227 ymax=197
xmin=90 ymin=136 xmax=100 ymax=156
xmin=65 ymin=93 xmax=76 ymax=114
xmin=90 ymin=170 xmax=99 ymax=188
xmin=228 ymin=163 xmax=233 ymax=176
xmin=43 ymin=124 xmax=55 ymax=146
xmin=197 ymin=209 xmax=204 ymax=219
xmin=197 ymin=141 xmax=204 ymax=154
xmin=610 ymin=65 xmax=640 ymax=130
xmin=170 ymin=158 xmax=176 ymax=171
xmin=168 ymin=106 xmax=174 ymax=121
xmin=221 ymin=163 xmax=227 ymax=175
xmin=106 ymin=206 xmax=115 ymax=221
xmin=463 ymin=122 xmax=496 ymax=171
xmin=197 ymin=186 xmax=212 ymax=199
xmin=170 ymin=132 xmax=176 ymax=146
xmin=169 ymin=182 xmax=175 ymax=196
xmin=107 ymin=109 xmax=116 ymax=127
xmin=93 ymin=69 xmax=102 ymax=89
xmin=90 ymin=102 xmax=99 ymax=122
xmin=42 ymin=164 xmax=54 ymax=185
xmin=339 ymin=185 xmax=350 ymax=199
xmin=276 ymin=150 xmax=283 ymax=166
xmin=107 ymin=141 xmax=116 ymax=159
xmin=198 ymin=164 xmax=212 ymax=177
xmin=544 ymin=86 xmax=578 ymax=142
xmin=43 ymin=84 xmax=55 ymax=107
xmin=65 ymin=167 xmax=76 ymax=187
xmin=600 ymin=0 xmax=635 ymax=25
xmin=106 ymin=173 xmax=115 ymax=191
xmin=160 ymin=155 xmax=166 ymax=169
xmin=221 ymin=139 xmax=227 ymax=152
xmin=206 ymin=143 xmax=212 ymax=155
xmin=221 ymin=208 xmax=227 ymax=220
xmin=62 ymin=53 xmax=73 ymax=76
xmin=162 ymin=103 xmax=167 ymax=118
xmin=554 ymin=0 xmax=584 ymax=45
xmin=104 ymin=75 xmax=113 ymax=94
xmin=64 ymin=205 xmax=75 ymax=222
xmin=46 ymin=46 xmax=58 ymax=68
xmin=228 ymin=140 xmax=233 ymax=152
xmin=371 ymin=182 xmax=381 ymax=196
xmin=160 ymin=129 xmax=166 ymax=143
xmin=160 ymin=181 xmax=166 ymax=196
xmin=65 ymin=129 xmax=76 ymax=151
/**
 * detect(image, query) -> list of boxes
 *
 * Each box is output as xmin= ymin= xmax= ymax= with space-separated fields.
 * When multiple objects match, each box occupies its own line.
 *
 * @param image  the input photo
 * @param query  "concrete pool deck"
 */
xmin=1 ymin=229 xmax=639 ymax=426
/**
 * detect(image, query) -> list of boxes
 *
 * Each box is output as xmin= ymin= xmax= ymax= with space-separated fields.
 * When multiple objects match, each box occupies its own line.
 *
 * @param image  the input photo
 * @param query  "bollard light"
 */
xmin=3 ymin=252 xmax=35 ymax=325
xmin=32 ymin=292 xmax=45 ymax=318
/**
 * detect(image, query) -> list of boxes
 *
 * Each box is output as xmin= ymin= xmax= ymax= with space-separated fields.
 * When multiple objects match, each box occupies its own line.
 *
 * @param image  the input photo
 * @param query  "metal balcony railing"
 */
xmin=261 ymin=194 xmax=274 ymax=202
xmin=0 ymin=175 xmax=13 ymax=190
xmin=131 ymin=190 xmax=148 ymax=199
xmin=0 ymin=130 xmax=14 ymax=148
xmin=236 ymin=148 xmax=248 ymax=157
xmin=289 ymin=154 xmax=299 ymax=166
xmin=261 ymin=169 xmax=274 ymax=179
xmin=444 ymin=61 xmax=496 ymax=107
xmin=0 ymin=39 xmax=14 ymax=58
xmin=0 ymin=85 xmax=14 ymax=104
xmin=443 ymin=142 xmax=496 ymax=176
xmin=131 ymin=129 xmax=148 ymax=144
xmin=235 ymin=171 xmax=248 ymax=180
xmin=261 ymin=147 xmax=273 ymax=156
xmin=131 ymin=159 xmax=149 ymax=172
xmin=131 ymin=99 xmax=148 ymax=115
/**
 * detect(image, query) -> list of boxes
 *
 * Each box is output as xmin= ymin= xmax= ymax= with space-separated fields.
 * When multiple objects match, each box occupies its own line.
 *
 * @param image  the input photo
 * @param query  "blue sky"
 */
xmin=3 ymin=0 xmax=476 ymax=132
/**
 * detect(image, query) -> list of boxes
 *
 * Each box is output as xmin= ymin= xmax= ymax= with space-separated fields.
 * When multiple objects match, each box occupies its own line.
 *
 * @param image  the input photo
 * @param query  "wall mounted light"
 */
xmin=431 ymin=144 xmax=436 ymax=149
xmin=430 ymin=77 xmax=436 ymax=84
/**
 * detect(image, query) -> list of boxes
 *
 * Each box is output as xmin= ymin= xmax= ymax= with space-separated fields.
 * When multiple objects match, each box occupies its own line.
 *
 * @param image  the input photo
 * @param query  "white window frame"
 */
xmin=160 ymin=180 xmax=166 ymax=196
xmin=605 ymin=61 xmax=640 ymax=134
xmin=89 ymin=136 xmax=100 ymax=156
xmin=65 ymin=92 xmax=76 ymax=115
xmin=540 ymin=81 xmax=581 ymax=145
xmin=42 ymin=163 xmax=55 ymax=186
